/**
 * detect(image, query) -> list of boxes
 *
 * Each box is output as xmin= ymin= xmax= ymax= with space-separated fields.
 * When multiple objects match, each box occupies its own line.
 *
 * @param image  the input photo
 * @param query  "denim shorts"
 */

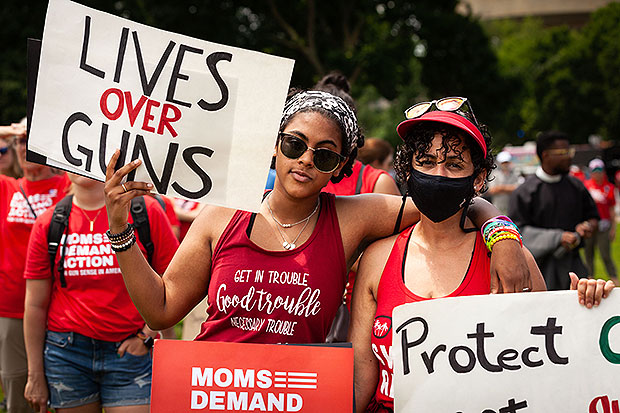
xmin=44 ymin=330 xmax=152 ymax=409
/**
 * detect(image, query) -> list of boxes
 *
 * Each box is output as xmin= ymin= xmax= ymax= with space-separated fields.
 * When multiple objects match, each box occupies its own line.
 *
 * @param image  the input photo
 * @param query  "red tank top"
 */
xmin=323 ymin=160 xmax=389 ymax=195
xmin=369 ymin=225 xmax=490 ymax=411
xmin=195 ymin=192 xmax=347 ymax=344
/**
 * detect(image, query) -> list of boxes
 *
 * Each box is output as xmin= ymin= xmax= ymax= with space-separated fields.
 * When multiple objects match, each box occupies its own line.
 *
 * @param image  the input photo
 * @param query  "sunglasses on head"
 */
xmin=404 ymin=97 xmax=480 ymax=127
xmin=0 ymin=146 xmax=9 ymax=156
xmin=278 ymin=132 xmax=345 ymax=173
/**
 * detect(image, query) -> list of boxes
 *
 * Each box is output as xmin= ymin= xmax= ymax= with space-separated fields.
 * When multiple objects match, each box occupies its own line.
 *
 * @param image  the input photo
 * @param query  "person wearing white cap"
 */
xmin=488 ymin=150 xmax=521 ymax=214
xmin=584 ymin=158 xmax=618 ymax=284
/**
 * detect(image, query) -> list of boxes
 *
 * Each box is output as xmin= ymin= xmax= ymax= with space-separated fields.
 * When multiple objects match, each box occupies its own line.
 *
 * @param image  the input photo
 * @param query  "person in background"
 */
xmin=584 ymin=158 xmax=618 ymax=284
xmin=314 ymin=72 xmax=401 ymax=197
xmin=23 ymin=175 xmax=179 ymax=413
xmin=570 ymin=164 xmax=587 ymax=182
xmin=0 ymin=135 xmax=23 ymax=179
xmin=509 ymin=131 xmax=599 ymax=290
xmin=1 ymin=120 xmax=70 ymax=413
xmin=487 ymin=150 xmax=521 ymax=215
xmin=357 ymin=137 xmax=394 ymax=172
xmin=149 ymin=194 xmax=180 ymax=240
xmin=173 ymin=199 xmax=204 ymax=242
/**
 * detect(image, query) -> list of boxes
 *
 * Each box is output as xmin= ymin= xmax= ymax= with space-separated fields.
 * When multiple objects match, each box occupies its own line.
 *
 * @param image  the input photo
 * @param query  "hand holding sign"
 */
xmin=569 ymin=272 xmax=615 ymax=308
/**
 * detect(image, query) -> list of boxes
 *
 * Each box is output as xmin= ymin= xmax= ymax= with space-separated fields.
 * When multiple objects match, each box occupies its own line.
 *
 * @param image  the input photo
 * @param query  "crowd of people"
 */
xmin=0 ymin=75 xmax=616 ymax=413
xmin=488 ymin=134 xmax=620 ymax=288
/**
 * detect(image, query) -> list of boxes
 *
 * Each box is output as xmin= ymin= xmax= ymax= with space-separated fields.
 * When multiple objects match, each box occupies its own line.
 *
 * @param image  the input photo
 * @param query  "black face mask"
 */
xmin=406 ymin=168 xmax=476 ymax=224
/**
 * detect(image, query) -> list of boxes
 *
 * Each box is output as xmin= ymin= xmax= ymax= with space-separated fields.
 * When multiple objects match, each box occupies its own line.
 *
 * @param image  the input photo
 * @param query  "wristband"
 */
xmin=481 ymin=216 xmax=523 ymax=252
xmin=106 ymin=224 xmax=133 ymax=241
xmin=110 ymin=235 xmax=136 ymax=253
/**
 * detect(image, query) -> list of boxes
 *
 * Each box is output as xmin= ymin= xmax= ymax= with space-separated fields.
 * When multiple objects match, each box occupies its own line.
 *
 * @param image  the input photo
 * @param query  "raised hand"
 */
xmin=104 ymin=149 xmax=153 ymax=233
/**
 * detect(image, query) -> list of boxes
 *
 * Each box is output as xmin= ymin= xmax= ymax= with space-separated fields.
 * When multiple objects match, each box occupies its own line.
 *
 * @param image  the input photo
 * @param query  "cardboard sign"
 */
xmin=151 ymin=340 xmax=353 ymax=412
xmin=392 ymin=291 xmax=620 ymax=412
xmin=29 ymin=0 xmax=294 ymax=212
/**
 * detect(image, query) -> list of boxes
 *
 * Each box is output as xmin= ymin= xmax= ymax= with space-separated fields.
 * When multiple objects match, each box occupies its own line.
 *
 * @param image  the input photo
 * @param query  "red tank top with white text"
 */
xmin=368 ymin=225 xmax=490 ymax=412
xmin=196 ymin=192 xmax=347 ymax=344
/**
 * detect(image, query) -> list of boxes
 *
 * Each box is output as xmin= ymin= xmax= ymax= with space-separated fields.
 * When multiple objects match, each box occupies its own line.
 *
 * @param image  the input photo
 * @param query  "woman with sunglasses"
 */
xmin=102 ymin=90 xmax=530 ymax=345
xmin=348 ymin=98 xmax=613 ymax=412
xmin=0 ymin=137 xmax=22 ymax=179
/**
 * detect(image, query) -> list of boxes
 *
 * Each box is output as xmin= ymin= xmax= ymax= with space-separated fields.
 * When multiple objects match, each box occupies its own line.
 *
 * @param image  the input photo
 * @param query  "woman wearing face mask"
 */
xmin=349 ymin=97 xmax=613 ymax=412
xmin=102 ymin=90 xmax=530 ymax=345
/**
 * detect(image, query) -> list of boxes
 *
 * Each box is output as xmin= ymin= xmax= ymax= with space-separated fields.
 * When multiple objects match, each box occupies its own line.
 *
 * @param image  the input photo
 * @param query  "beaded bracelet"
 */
xmin=110 ymin=233 xmax=136 ymax=253
xmin=106 ymin=224 xmax=134 ymax=242
xmin=107 ymin=224 xmax=136 ymax=252
xmin=487 ymin=233 xmax=521 ymax=251
xmin=481 ymin=216 xmax=523 ymax=252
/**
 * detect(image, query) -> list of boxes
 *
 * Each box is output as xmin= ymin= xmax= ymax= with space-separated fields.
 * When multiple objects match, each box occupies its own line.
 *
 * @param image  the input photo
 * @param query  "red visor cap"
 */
xmin=396 ymin=111 xmax=487 ymax=157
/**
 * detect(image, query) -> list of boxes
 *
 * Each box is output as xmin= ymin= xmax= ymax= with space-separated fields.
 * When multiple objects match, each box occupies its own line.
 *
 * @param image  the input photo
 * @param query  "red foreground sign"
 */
xmin=151 ymin=340 xmax=353 ymax=412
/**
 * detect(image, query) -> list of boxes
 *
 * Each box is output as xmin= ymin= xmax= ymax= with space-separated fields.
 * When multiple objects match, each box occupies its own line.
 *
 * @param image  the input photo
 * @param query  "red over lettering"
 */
xmin=99 ymin=88 xmax=182 ymax=138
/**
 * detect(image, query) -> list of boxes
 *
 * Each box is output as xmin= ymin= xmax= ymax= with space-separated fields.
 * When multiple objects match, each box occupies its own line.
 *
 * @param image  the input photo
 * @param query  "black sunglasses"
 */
xmin=279 ymin=132 xmax=345 ymax=173
xmin=0 ymin=147 xmax=8 ymax=155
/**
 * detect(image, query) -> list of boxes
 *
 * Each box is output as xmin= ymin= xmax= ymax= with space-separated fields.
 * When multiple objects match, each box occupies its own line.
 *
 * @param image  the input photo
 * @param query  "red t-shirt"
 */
xmin=0 ymin=174 xmax=70 ymax=318
xmin=323 ymin=160 xmax=390 ymax=195
xmin=368 ymin=226 xmax=490 ymax=411
xmin=24 ymin=196 xmax=179 ymax=341
xmin=173 ymin=198 xmax=201 ymax=241
xmin=159 ymin=195 xmax=180 ymax=229
xmin=195 ymin=192 xmax=347 ymax=344
xmin=584 ymin=178 xmax=616 ymax=221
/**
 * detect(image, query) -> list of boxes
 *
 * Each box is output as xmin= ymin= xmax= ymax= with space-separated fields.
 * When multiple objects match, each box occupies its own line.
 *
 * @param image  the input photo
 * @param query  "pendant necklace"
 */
xmin=75 ymin=205 xmax=103 ymax=232
xmin=266 ymin=193 xmax=320 ymax=250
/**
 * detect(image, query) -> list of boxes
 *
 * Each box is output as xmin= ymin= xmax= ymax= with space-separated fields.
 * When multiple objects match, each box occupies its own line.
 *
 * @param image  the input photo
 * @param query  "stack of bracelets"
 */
xmin=106 ymin=224 xmax=136 ymax=253
xmin=481 ymin=216 xmax=523 ymax=252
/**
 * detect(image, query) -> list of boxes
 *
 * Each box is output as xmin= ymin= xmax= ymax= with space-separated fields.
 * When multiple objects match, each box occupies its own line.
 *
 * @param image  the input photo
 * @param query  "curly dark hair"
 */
xmin=274 ymin=84 xmax=364 ymax=183
xmin=394 ymin=118 xmax=495 ymax=195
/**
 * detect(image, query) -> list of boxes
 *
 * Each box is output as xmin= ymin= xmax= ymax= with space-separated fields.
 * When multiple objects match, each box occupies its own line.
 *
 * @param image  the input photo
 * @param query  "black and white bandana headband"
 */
xmin=280 ymin=90 xmax=360 ymax=154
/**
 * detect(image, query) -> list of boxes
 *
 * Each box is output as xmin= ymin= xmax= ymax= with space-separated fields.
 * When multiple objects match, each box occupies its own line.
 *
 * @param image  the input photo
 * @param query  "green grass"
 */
xmin=580 ymin=223 xmax=620 ymax=282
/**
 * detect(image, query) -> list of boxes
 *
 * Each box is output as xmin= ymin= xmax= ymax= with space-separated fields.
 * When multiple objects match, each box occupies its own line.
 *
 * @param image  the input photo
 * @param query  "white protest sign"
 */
xmin=392 ymin=291 xmax=620 ymax=413
xmin=29 ymin=0 xmax=294 ymax=212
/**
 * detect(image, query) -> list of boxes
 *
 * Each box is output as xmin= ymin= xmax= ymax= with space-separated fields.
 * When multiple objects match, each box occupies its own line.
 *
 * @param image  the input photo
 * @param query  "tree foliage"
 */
xmin=8 ymin=0 xmax=617 ymax=151
xmin=487 ymin=2 xmax=620 ymax=145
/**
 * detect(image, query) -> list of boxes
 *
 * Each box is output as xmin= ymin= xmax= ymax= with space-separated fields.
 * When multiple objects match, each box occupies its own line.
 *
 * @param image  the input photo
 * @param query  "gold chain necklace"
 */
xmin=74 ymin=205 xmax=103 ymax=232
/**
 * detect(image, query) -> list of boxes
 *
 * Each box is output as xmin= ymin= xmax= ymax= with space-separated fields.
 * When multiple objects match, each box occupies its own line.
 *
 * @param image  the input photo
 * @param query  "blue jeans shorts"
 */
xmin=44 ymin=330 xmax=152 ymax=409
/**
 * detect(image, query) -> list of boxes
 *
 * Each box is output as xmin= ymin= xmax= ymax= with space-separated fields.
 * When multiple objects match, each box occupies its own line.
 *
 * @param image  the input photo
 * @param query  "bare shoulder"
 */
xmin=363 ymin=233 xmax=399 ymax=262
xmin=357 ymin=232 xmax=400 ymax=289
xmin=184 ymin=204 xmax=238 ymax=246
